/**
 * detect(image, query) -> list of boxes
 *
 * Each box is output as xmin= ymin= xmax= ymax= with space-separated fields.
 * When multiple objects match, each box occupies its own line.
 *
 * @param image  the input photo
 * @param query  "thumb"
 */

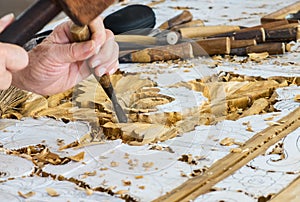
xmin=51 ymin=40 xmax=95 ymax=63
xmin=0 ymin=13 xmax=14 ymax=33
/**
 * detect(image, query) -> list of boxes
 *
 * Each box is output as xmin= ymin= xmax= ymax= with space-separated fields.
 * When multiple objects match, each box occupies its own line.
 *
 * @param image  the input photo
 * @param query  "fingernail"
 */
xmin=91 ymin=59 xmax=101 ymax=68
xmin=98 ymin=68 xmax=106 ymax=77
xmin=1 ymin=13 xmax=14 ymax=23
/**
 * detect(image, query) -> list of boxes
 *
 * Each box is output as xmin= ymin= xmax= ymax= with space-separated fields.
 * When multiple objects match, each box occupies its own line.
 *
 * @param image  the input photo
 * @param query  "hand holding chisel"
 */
xmin=71 ymin=24 xmax=127 ymax=123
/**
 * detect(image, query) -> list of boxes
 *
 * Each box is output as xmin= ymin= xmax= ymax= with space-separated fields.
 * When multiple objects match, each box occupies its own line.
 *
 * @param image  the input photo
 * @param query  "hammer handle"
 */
xmin=0 ymin=0 xmax=61 ymax=46
xmin=71 ymin=24 xmax=128 ymax=123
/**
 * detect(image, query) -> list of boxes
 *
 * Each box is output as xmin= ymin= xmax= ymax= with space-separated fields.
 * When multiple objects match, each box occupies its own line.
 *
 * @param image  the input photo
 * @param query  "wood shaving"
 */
xmin=264 ymin=116 xmax=275 ymax=121
xmin=138 ymin=186 xmax=145 ymax=190
xmin=46 ymin=187 xmax=60 ymax=197
xmin=122 ymin=180 xmax=132 ymax=186
xmin=248 ymin=52 xmax=269 ymax=61
xmin=18 ymin=191 xmax=36 ymax=199
xmin=56 ymin=139 xmax=65 ymax=147
xmin=178 ymin=154 xmax=198 ymax=165
xmin=220 ymin=137 xmax=235 ymax=146
xmin=111 ymin=161 xmax=120 ymax=167
xmin=230 ymin=148 xmax=242 ymax=153
xmin=85 ymin=188 xmax=93 ymax=196
xmin=135 ymin=175 xmax=144 ymax=179
xmin=142 ymin=162 xmax=154 ymax=168
xmin=191 ymin=167 xmax=208 ymax=177
xmin=69 ymin=152 xmax=85 ymax=162
xmin=246 ymin=126 xmax=254 ymax=132
xmin=84 ymin=171 xmax=97 ymax=177
xmin=147 ymin=0 xmax=165 ymax=7
xmin=128 ymin=159 xmax=139 ymax=169
xmin=124 ymin=153 xmax=130 ymax=159
xmin=116 ymin=190 xmax=129 ymax=195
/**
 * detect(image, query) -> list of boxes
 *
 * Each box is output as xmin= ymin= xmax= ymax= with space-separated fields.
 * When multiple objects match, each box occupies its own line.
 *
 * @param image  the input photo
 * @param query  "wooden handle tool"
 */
xmin=158 ymin=10 xmax=193 ymax=30
xmin=118 ymin=42 xmax=194 ymax=63
xmin=71 ymin=24 xmax=127 ymax=123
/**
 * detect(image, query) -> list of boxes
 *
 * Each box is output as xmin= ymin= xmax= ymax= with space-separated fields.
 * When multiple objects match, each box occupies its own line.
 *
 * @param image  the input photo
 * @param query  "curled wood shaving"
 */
xmin=0 ymin=86 xmax=28 ymax=118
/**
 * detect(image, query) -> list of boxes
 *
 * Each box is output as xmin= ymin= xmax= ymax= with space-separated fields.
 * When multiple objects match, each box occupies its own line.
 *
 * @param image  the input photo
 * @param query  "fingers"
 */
xmin=0 ymin=43 xmax=28 ymax=90
xmin=47 ymin=20 xmax=73 ymax=44
xmin=0 ymin=13 xmax=14 ymax=33
xmin=0 ymin=70 xmax=12 ymax=90
xmin=89 ymin=15 xmax=106 ymax=52
xmin=46 ymin=17 xmax=108 ymax=64
xmin=88 ymin=30 xmax=119 ymax=77
xmin=48 ymin=40 xmax=96 ymax=63
xmin=0 ymin=43 xmax=28 ymax=71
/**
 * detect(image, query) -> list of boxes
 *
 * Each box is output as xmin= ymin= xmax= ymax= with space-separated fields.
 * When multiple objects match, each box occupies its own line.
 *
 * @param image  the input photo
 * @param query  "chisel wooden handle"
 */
xmin=119 ymin=42 xmax=194 ymax=63
xmin=261 ymin=1 xmax=300 ymax=24
xmin=71 ymin=24 xmax=128 ymax=123
xmin=179 ymin=26 xmax=241 ymax=38
xmin=159 ymin=10 xmax=193 ymax=30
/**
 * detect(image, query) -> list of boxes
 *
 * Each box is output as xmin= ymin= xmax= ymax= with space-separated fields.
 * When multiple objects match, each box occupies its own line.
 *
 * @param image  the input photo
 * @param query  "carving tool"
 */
xmin=71 ymin=25 xmax=127 ymax=123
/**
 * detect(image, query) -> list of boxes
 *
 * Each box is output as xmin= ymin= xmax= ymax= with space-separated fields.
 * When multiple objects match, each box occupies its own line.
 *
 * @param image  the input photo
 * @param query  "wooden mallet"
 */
xmin=0 ymin=0 xmax=128 ymax=123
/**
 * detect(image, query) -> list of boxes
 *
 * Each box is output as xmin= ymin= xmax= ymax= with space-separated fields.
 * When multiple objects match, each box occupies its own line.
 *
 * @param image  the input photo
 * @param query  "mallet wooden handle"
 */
xmin=71 ymin=24 xmax=127 ymax=123
xmin=0 ymin=0 xmax=61 ymax=46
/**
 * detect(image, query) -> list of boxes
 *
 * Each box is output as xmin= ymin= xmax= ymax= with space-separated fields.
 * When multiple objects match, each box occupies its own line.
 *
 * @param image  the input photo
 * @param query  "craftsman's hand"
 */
xmin=12 ymin=16 xmax=119 ymax=95
xmin=0 ymin=13 xmax=28 ymax=90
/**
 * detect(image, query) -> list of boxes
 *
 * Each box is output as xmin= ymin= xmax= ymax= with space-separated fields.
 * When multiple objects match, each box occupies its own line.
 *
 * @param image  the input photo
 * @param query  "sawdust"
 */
xmin=7 ymin=144 xmax=85 ymax=168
